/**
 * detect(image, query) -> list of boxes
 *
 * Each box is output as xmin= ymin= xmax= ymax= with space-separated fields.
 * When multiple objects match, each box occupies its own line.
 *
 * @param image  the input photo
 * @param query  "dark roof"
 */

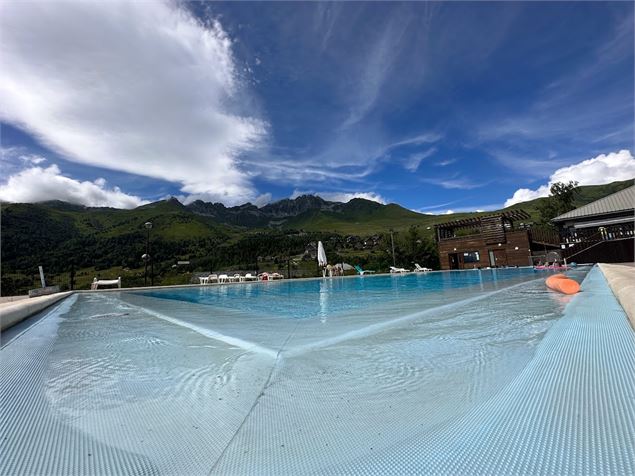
xmin=434 ymin=209 xmax=530 ymax=229
xmin=552 ymin=185 xmax=635 ymax=222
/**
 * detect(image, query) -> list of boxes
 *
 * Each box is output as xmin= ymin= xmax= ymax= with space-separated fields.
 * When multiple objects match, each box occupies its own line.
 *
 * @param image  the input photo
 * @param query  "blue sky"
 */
xmin=1 ymin=1 xmax=633 ymax=213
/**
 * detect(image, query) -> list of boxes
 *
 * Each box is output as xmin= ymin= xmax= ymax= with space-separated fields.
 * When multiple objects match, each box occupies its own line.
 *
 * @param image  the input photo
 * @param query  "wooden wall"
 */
xmin=438 ymin=230 xmax=534 ymax=270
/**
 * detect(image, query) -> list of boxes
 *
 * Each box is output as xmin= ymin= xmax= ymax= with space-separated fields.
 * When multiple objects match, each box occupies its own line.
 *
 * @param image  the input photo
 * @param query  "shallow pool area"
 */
xmin=1 ymin=266 xmax=634 ymax=475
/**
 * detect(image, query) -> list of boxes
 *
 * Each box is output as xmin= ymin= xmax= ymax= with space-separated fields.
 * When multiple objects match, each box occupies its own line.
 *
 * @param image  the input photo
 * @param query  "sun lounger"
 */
xmin=241 ymin=273 xmax=258 ymax=282
xmin=270 ymin=272 xmax=284 ymax=280
xmin=91 ymin=277 xmax=121 ymax=290
xmin=354 ymin=265 xmax=375 ymax=275
xmin=218 ymin=274 xmax=229 ymax=283
xmin=199 ymin=274 xmax=218 ymax=284
xmin=258 ymin=272 xmax=269 ymax=281
xmin=414 ymin=264 xmax=432 ymax=272
xmin=390 ymin=266 xmax=410 ymax=273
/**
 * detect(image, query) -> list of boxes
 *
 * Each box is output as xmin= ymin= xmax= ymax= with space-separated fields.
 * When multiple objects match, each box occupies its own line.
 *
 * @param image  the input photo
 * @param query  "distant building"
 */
xmin=435 ymin=210 xmax=560 ymax=270
xmin=552 ymin=185 xmax=634 ymax=263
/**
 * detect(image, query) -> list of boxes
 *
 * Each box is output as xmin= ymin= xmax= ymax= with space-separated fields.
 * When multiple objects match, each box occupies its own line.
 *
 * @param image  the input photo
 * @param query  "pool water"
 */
xmin=135 ymin=268 xmax=544 ymax=319
xmin=2 ymin=266 xmax=634 ymax=475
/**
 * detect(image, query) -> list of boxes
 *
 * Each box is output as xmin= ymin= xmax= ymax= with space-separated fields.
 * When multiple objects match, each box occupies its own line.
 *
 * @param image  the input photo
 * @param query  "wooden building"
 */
xmin=435 ymin=210 xmax=560 ymax=270
xmin=553 ymin=185 xmax=634 ymax=264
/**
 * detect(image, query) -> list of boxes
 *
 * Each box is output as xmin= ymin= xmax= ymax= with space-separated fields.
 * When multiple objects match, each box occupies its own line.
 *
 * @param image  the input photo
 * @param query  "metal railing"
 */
xmin=561 ymin=222 xmax=634 ymax=244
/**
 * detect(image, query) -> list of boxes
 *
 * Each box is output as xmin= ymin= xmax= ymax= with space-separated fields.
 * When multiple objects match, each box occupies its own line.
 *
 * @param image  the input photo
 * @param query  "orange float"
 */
xmin=545 ymin=274 xmax=580 ymax=295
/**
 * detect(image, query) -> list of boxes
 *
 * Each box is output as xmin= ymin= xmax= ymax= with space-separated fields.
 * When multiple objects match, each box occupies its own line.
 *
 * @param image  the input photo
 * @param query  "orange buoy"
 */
xmin=545 ymin=275 xmax=580 ymax=295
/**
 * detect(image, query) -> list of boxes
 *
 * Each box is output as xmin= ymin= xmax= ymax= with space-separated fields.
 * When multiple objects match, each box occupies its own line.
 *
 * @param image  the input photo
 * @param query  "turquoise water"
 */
xmin=2 ymin=266 xmax=634 ymax=475
xmin=135 ymin=268 xmax=543 ymax=319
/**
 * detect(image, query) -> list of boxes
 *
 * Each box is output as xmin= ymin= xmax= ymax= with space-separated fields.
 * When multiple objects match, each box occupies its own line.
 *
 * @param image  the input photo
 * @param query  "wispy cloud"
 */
xmin=486 ymin=149 xmax=574 ymax=179
xmin=290 ymin=189 xmax=387 ymax=204
xmin=247 ymin=130 xmax=441 ymax=187
xmin=421 ymin=175 xmax=489 ymax=190
xmin=403 ymin=147 xmax=437 ymax=172
xmin=340 ymin=13 xmax=412 ymax=129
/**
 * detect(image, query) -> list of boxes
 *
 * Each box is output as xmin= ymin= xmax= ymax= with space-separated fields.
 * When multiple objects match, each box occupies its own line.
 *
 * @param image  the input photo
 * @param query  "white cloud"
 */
xmin=20 ymin=154 xmax=47 ymax=165
xmin=340 ymin=15 xmax=409 ymax=129
xmin=253 ymin=193 xmax=273 ymax=207
xmin=290 ymin=189 xmax=387 ymax=204
xmin=444 ymin=209 xmax=455 ymax=215
xmin=421 ymin=176 xmax=488 ymax=190
xmin=504 ymin=150 xmax=635 ymax=207
xmin=403 ymin=147 xmax=437 ymax=172
xmin=0 ymin=165 xmax=147 ymax=208
xmin=0 ymin=0 xmax=265 ymax=206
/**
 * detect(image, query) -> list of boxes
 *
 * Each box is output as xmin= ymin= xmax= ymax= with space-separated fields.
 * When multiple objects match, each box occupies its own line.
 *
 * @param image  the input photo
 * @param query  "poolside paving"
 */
xmin=600 ymin=262 xmax=635 ymax=328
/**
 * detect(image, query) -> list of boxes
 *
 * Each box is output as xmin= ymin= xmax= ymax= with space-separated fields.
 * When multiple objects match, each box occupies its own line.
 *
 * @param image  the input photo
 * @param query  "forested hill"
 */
xmin=1 ymin=179 xmax=632 ymax=295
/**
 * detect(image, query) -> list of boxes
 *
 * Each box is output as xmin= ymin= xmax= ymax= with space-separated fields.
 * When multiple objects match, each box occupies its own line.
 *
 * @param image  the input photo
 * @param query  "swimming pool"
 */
xmin=2 ymin=267 xmax=634 ymax=475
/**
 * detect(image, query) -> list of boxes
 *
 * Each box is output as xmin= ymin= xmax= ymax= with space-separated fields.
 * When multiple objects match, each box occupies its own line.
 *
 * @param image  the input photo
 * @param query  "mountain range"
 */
xmin=1 ymin=179 xmax=632 ymax=295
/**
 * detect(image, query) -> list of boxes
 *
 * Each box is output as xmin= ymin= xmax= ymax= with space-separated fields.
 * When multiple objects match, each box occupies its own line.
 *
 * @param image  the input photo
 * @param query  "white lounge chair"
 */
xmin=390 ymin=266 xmax=410 ymax=273
xmin=414 ymin=264 xmax=432 ymax=272
xmin=199 ymin=274 xmax=218 ymax=284
xmin=270 ymin=272 xmax=284 ymax=280
xmin=91 ymin=277 xmax=121 ymax=290
xmin=241 ymin=273 xmax=258 ymax=282
xmin=229 ymin=274 xmax=241 ymax=282
xmin=218 ymin=274 xmax=229 ymax=283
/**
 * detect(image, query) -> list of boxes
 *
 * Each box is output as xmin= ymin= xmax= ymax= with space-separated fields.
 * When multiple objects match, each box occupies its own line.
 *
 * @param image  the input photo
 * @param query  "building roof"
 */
xmin=552 ymin=185 xmax=635 ymax=222
xmin=434 ymin=209 xmax=530 ymax=230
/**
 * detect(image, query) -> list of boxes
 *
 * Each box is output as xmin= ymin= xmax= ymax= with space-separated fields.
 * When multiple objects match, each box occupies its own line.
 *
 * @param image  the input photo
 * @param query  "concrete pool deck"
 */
xmin=599 ymin=262 xmax=635 ymax=329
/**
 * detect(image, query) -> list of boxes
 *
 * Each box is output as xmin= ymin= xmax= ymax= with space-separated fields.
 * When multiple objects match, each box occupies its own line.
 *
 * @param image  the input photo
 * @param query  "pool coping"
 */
xmin=0 ymin=291 xmax=73 ymax=332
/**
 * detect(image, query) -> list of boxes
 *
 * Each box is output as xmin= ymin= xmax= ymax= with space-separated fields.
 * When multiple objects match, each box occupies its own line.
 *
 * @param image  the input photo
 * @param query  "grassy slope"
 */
xmin=283 ymin=204 xmax=479 ymax=236
xmin=502 ymin=179 xmax=633 ymax=223
xmin=35 ymin=199 xmax=231 ymax=241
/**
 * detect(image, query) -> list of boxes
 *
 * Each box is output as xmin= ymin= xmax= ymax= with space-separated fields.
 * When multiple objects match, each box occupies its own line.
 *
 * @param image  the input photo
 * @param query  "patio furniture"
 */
xmin=91 ymin=277 xmax=121 ymax=290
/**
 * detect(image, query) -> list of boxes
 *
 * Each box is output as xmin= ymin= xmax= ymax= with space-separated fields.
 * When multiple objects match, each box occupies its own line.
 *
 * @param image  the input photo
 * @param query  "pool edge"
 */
xmin=0 ymin=291 xmax=73 ymax=332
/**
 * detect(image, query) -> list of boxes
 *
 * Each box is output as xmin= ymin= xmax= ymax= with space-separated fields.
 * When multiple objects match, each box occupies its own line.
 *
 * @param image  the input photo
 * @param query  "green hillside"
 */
xmin=1 ymin=179 xmax=631 ymax=295
xmin=503 ymin=179 xmax=633 ymax=223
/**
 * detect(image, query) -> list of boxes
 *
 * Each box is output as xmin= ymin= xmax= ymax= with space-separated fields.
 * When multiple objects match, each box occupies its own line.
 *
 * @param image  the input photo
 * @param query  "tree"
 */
xmin=538 ymin=181 xmax=579 ymax=225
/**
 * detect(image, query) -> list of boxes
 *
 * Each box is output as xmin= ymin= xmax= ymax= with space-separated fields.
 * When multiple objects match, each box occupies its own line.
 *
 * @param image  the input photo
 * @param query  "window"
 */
xmin=463 ymin=251 xmax=480 ymax=263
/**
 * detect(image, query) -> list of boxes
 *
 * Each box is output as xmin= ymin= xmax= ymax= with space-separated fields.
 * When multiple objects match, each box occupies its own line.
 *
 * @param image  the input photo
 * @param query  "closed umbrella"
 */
xmin=317 ymin=241 xmax=327 ymax=267
xmin=317 ymin=241 xmax=327 ymax=277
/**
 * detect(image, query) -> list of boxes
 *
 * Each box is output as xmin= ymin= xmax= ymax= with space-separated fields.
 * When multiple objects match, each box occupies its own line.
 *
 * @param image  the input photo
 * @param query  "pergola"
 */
xmin=434 ymin=210 xmax=531 ymax=243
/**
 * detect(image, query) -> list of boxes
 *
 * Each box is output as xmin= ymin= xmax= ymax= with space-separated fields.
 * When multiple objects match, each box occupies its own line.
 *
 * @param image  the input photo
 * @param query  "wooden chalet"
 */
xmin=435 ymin=209 xmax=560 ymax=270
xmin=553 ymin=185 xmax=634 ymax=263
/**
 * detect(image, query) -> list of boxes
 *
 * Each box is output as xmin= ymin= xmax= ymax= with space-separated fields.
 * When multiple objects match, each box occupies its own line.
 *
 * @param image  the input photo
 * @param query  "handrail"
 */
xmin=563 ymin=240 xmax=605 ymax=263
